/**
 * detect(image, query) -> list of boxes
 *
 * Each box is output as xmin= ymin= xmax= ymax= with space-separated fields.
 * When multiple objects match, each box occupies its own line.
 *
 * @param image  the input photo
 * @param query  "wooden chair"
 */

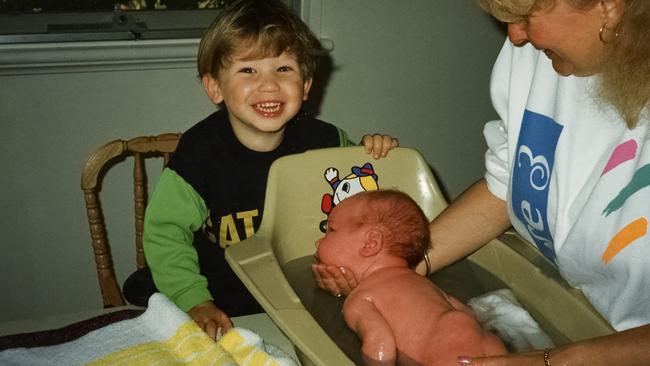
xmin=81 ymin=133 xmax=181 ymax=308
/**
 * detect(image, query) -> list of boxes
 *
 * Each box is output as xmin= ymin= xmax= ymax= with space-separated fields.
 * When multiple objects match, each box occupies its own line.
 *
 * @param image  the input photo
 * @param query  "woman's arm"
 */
xmin=417 ymin=178 xmax=512 ymax=275
xmin=462 ymin=324 xmax=650 ymax=366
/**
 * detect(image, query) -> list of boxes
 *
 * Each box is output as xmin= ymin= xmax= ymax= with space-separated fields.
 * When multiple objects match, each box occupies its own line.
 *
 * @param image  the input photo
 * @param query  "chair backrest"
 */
xmin=81 ymin=133 xmax=181 ymax=308
xmin=225 ymin=146 xmax=448 ymax=365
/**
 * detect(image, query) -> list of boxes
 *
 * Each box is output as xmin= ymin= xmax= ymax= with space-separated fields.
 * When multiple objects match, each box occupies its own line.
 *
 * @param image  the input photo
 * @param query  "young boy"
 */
xmin=139 ymin=0 xmax=397 ymax=340
xmin=314 ymin=190 xmax=506 ymax=366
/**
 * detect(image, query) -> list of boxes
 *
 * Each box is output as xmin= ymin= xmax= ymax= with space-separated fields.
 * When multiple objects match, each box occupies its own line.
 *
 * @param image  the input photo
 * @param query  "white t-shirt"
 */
xmin=484 ymin=40 xmax=650 ymax=331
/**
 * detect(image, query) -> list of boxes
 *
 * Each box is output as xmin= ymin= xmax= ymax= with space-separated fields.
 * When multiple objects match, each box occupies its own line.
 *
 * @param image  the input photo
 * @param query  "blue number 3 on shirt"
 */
xmin=512 ymin=110 xmax=564 ymax=263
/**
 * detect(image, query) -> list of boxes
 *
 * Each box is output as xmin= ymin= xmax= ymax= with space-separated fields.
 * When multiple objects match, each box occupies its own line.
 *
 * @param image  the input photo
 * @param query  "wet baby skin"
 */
xmin=315 ymin=191 xmax=506 ymax=365
xmin=344 ymin=267 xmax=506 ymax=366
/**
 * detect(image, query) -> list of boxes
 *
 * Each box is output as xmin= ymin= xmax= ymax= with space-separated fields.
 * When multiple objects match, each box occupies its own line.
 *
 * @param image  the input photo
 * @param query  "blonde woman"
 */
xmin=313 ymin=1 xmax=650 ymax=364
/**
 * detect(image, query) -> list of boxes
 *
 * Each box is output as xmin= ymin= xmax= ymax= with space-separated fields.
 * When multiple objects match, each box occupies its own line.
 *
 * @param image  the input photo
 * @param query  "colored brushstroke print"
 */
xmin=602 ymin=164 xmax=650 ymax=216
xmin=602 ymin=139 xmax=637 ymax=176
xmin=602 ymin=217 xmax=648 ymax=264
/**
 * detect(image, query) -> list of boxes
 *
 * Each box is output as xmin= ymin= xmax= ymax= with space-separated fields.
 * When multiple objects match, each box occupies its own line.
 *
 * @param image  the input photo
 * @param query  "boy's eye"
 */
xmin=277 ymin=66 xmax=293 ymax=72
xmin=238 ymin=67 xmax=255 ymax=73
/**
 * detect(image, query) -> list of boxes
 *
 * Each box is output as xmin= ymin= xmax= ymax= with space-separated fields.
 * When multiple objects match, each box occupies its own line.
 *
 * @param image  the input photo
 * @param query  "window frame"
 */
xmin=0 ymin=0 xmax=300 ymax=44
xmin=0 ymin=0 xmax=303 ymax=76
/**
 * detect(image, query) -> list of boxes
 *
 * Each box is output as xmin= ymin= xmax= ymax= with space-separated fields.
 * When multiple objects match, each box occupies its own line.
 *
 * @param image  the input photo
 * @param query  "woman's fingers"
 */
xmin=326 ymin=265 xmax=357 ymax=296
xmin=311 ymin=263 xmax=325 ymax=288
xmin=313 ymin=264 xmax=343 ymax=295
xmin=312 ymin=263 xmax=359 ymax=296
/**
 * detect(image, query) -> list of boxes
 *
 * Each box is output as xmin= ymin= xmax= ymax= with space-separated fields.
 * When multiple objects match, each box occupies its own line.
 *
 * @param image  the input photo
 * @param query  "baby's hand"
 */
xmin=360 ymin=134 xmax=399 ymax=159
xmin=187 ymin=300 xmax=233 ymax=341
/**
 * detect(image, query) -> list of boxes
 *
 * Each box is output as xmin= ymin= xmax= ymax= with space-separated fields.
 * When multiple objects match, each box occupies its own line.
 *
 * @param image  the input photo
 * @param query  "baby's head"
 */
xmin=316 ymin=190 xmax=431 ymax=270
xmin=197 ymin=0 xmax=325 ymax=80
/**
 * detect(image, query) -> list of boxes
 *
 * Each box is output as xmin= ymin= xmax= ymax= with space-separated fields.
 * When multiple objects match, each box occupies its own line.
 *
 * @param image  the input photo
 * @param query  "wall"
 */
xmin=0 ymin=1 xmax=505 ymax=323
xmin=309 ymin=0 xmax=505 ymax=198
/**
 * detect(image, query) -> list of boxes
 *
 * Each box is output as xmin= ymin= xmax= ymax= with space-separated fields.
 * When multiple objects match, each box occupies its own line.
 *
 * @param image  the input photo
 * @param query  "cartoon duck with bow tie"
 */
xmin=319 ymin=162 xmax=380 ymax=232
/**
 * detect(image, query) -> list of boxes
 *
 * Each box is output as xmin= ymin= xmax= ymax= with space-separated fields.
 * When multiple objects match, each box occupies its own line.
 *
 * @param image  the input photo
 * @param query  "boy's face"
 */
xmin=315 ymin=197 xmax=366 ymax=268
xmin=202 ymin=47 xmax=312 ymax=151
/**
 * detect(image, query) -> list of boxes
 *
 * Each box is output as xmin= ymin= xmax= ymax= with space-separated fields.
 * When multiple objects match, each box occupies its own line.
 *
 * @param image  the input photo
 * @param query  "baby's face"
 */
xmin=315 ymin=197 xmax=365 ymax=267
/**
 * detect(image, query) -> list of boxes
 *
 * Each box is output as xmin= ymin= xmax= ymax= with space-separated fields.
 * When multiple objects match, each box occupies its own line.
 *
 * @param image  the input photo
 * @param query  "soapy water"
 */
xmin=283 ymin=256 xmax=510 ymax=364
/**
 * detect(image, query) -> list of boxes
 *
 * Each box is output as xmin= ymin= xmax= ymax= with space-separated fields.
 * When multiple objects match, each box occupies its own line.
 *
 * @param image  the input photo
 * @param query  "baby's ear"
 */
xmin=202 ymin=74 xmax=224 ymax=105
xmin=360 ymin=228 xmax=384 ymax=257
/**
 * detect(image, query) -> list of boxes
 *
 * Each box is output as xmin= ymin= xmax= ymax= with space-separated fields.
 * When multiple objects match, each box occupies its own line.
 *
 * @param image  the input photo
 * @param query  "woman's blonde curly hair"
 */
xmin=476 ymin=0 xmax=650 ymax=128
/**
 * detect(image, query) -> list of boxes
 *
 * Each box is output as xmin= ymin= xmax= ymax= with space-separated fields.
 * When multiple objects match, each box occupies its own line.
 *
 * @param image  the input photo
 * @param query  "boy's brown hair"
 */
xmin=197 ymin=0 xmax=326 ymax=80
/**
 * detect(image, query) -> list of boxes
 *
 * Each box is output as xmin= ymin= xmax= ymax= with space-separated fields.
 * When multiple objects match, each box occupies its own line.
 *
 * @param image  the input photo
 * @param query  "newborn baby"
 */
xmin=314 ymin=190 xmax=506 ymax=366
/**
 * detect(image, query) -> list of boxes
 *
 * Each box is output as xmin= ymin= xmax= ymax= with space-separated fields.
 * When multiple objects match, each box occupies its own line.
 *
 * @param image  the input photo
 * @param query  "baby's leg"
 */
xmin=430 ymin=310 xmax=506 ymax=363
xmin=441 ymin=291 xmax=506 ymax=356
xmin=481 ymin=328 xmax=507 ymax=356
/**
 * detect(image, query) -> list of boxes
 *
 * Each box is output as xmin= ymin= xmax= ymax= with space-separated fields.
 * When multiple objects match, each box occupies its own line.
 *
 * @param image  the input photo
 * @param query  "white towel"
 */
xmin=0 ymin=293 xmax=298 ymax=366
xmin=468 ymin=288 xmax=555 ymax=352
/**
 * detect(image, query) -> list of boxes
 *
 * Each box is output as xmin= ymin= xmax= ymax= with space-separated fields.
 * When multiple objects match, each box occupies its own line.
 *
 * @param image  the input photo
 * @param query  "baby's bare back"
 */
xmin=351 ymin=268 xmax=505 ymax=366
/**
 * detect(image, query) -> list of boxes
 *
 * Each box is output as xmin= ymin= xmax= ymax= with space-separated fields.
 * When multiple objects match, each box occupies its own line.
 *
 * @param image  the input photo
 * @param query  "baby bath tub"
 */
xmin=225 ymin=147 xmax=614 ymax=366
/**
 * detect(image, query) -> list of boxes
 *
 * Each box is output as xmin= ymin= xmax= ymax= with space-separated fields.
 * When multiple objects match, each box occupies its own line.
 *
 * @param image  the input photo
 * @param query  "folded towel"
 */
xmin=0 ymin=293 xmax=297 ymax=366
xmin=468 ymin=288 xmax=555 ymax=352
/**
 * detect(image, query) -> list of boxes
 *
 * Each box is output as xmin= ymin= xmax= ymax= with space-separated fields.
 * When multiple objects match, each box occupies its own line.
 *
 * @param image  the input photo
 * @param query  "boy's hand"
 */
xmin=187 ymin=300 xmax=233 ymax=340
xmin=361 ymin=134 xmax=399 ymax=159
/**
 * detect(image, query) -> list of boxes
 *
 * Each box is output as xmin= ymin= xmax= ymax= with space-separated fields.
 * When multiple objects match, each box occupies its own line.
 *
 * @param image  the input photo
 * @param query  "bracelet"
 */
xmin=543 ymin=348 xmax=551 ymax=366
xmin=423 ymin=252 xmax=431 ymax=276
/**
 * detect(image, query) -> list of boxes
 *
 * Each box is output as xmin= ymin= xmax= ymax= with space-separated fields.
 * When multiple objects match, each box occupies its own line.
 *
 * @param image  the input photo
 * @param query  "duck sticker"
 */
xmin=319 ymin=162 xmax=380 ymax=232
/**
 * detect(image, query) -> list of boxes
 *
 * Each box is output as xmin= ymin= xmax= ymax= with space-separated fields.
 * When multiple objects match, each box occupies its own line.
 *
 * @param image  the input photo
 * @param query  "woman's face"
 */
xmin=506 ymin=0 xmax=606 ymax=76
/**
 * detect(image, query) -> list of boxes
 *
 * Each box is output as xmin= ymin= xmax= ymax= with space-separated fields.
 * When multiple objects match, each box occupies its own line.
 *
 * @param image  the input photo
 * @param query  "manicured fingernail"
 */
xmin=339 ymin=267 xmax=346 ymax=274
xmin=458 ymin=356 xmax=471 ymax=365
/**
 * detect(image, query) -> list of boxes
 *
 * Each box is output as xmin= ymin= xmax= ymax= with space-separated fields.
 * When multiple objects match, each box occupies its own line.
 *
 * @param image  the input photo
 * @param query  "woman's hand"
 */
xmin=187 ymin=300 xmax=234 ymax=340
xmin=311 ymin=263 xmax=358 ymax=297
xmin=459 ymin=324 xmax=650 ymax=366
xmin=360 ymin=134 xmax=399 ymax=159
xmin=457 ymin=350 xmax=545 ymax=366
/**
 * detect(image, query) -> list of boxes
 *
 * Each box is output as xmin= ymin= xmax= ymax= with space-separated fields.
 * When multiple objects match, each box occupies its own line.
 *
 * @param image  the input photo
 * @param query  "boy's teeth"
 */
xmin=255 ymin=102 xmax=281 ymax=112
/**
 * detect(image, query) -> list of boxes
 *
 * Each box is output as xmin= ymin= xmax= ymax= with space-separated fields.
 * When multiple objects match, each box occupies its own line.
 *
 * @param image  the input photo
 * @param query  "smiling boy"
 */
xmin=138 ymin=0 xmax=397 ymax=339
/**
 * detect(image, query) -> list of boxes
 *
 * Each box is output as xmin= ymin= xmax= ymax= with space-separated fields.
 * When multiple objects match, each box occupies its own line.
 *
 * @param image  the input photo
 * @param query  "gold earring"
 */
xmin=599 ymin=25 xmax=619 ymax=44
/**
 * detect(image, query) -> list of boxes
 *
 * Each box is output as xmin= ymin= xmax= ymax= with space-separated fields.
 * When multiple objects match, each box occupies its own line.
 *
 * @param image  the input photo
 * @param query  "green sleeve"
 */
xmin=337 ymin=127 xmax=356 ymax=147
xmin=143 ymin=168 xmax=213 ymax=312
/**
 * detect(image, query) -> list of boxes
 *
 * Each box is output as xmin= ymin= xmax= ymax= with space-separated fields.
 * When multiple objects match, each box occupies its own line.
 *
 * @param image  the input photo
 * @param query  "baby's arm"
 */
xmin=343 ymin=293 xmax=396 ymax=366
xmin=360 ymin=134 xmax=399 ymax=159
